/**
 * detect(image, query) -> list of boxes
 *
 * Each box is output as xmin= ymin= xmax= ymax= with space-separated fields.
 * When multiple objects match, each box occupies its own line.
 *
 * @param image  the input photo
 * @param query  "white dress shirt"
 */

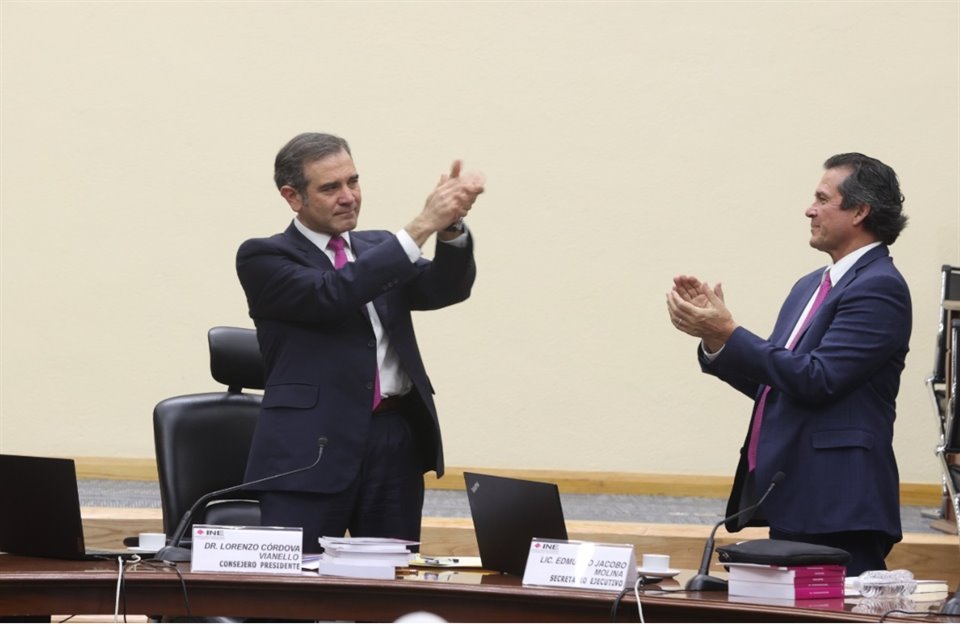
xmin=781 ymin=241 xmax=881 ymax=348
xmin=293 ymin=217 xmax=468 ymax=398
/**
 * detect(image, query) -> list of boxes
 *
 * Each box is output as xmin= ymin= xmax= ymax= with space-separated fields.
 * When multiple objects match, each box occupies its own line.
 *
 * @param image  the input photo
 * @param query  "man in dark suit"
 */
xmin=237 ymin=133 xmax=484 ymax=551
xmin=666 ymin=153 xmax=910 ymax=575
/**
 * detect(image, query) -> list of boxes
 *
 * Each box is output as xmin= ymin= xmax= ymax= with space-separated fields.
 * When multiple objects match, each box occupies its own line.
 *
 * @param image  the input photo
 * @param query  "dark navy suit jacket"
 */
xmin=699 ymin=244 xmax=911 ymax=541
xmin=236 ymin=223 xmax=475 ymax=494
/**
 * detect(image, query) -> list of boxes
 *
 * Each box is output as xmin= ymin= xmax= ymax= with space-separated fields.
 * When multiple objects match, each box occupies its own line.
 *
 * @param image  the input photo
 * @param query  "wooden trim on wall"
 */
xmin=436 ymin=467 xmax=735 ymax=498
xmin=73 ymin=458 xmax=942 ymax=506
xmin=76 ymin=457 xmax=157 ymax=482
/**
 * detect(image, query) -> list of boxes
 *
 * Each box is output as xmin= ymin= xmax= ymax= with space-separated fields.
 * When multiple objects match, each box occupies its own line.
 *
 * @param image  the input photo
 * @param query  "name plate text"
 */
xmin=191 ymin=525 xmax=303 ymax=575
xmin=522 ymin=538 xmax=638 ymax=592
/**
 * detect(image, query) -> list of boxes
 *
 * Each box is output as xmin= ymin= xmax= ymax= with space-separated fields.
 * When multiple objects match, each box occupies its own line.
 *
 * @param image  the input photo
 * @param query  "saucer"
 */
xmin=126 ymin=546 xmax=163 ymax=554
xmin=637 ymin=566 xmax=681 ymax=578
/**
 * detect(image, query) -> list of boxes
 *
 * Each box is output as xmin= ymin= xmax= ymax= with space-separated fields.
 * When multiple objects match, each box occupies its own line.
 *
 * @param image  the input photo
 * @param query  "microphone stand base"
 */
xmin=153 ymin=545 xmax=192 ymax=563
xmin=685 ymin=574 xmax=729 ymax=591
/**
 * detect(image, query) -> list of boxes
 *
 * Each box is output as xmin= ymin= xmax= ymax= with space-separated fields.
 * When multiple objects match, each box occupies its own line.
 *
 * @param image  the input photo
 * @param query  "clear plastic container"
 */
xmin=853 ymin=569 xmax=917 ymax=597
xmin=851 ymin=596 xmax=915 ymax=615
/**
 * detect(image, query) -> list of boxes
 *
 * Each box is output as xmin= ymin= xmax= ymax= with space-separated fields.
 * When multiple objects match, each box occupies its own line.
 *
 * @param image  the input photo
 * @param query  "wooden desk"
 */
xmin=0 ymin=555 xmax=946 ymax=623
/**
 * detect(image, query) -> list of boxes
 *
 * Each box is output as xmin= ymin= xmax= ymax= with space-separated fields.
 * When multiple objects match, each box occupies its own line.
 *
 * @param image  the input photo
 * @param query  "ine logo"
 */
xmin=534 ymin=542 xmax=559 ymax=551
xmin=195 ymin=529 xmax=224 ymax=537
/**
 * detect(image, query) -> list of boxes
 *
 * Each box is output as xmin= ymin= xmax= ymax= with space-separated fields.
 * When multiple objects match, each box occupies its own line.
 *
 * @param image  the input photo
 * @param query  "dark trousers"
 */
xmin=258 ymin=407 xmax=425 ymax=554
xmin=769 ymin=527 xmax=895 ymax=577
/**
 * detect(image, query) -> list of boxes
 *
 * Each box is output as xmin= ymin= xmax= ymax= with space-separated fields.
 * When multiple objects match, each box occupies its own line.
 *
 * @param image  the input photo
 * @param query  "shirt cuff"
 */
xmin=700 ymin=341 xmax=724 ymax=362
xmin=440 ymin=224 xmax=470 ymax=248
xmin=396 ymin=229 xmax=422 ymax=263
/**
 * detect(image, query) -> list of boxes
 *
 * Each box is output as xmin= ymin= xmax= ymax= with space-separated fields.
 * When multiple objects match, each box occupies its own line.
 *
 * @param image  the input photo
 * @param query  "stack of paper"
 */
xmin=315 ymin=537 xmax=416 ymax=580
xmin=726 ymin=563 xmax=846 ymax=600
xmin=909 ymin=579 xmax=950 ymax=602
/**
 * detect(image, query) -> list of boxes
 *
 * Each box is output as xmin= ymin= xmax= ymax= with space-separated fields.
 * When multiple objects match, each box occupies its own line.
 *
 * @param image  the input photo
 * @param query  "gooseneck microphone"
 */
xmin=685 ymin=471 xmax=786 ymax=592
xmin=154 ymin=437 xmax=329 ymax=563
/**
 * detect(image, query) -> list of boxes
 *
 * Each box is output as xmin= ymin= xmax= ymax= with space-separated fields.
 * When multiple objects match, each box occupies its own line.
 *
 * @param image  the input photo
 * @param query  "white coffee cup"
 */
xmin=641 ymin=553 xmax=671 ymax=571
xmin=138 ymin=532 xmax=166 ymax=551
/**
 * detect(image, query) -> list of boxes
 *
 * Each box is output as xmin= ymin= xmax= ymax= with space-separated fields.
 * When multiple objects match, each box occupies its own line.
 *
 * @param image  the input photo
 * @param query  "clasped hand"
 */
xmin=405 ymin=160 xmax=485 ymax=245
xmin=666 ymin=275 xmax=737 ymax=352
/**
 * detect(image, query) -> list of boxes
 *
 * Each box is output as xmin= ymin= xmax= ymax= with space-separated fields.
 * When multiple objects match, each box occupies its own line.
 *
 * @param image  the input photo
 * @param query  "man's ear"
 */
xmin=279 ymin=185 xmax=303 ymax=212
xmin=851 ymin=203 xmax=871 ymax=226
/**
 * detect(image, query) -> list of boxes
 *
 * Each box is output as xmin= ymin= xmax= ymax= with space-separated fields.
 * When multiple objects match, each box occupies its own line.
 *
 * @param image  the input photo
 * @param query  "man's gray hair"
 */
xmin=274 ymin=133 xmax=351 ymax=194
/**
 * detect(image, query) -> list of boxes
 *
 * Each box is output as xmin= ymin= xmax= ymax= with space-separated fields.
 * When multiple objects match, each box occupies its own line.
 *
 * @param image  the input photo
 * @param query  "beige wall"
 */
xmin=1 ymin=1 xmax=957 ymax=484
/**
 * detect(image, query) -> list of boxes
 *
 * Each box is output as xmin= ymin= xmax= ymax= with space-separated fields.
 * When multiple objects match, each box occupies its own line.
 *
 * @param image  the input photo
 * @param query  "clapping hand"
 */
xmin=667 ymin=275 xmax=736 ymax=352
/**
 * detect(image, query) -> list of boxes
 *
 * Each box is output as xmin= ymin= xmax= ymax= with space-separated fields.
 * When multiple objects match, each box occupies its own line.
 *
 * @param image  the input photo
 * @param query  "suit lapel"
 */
xmin=775 ymin=269 xmax=824 ymax=347
xmin=830 ymin=244 xmax=889 ymax=293
xmin=348 ymin=231 xmax=376 ymax=257
xmin=283 ymin=222 xmax=335 ymax=270
xmin=788 ymin=245 xmax=889 ymax=348
xmin=350 ymin=232 xmax=393 ymax=322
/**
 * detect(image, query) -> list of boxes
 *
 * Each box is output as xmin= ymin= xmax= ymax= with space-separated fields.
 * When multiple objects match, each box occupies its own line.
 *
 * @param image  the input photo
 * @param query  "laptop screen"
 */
xmin=0 ymin=454 xmax=91 ymax=559
xmin=464 ymin=472 xmax=568 ymax=576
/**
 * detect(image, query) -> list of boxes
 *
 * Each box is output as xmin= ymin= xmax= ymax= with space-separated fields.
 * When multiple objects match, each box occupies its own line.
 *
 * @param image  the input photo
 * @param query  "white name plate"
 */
xmin=190 ymin=524 xmax=303 ymax=575
xmin=522 ymin=538 xmax=638 ymax=592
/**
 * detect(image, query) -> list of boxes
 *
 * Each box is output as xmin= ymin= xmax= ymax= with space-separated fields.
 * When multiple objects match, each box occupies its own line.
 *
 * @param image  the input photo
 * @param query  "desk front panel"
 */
xmin=0 ymin=556 xmax=944 ymax=623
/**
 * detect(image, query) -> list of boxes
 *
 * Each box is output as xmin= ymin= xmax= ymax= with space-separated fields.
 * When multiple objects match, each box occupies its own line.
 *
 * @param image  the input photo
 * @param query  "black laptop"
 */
xmin=463 ymin=472 xmax=568 ymax=576
xmin=0 ymin=453 xmax=147 ymax=560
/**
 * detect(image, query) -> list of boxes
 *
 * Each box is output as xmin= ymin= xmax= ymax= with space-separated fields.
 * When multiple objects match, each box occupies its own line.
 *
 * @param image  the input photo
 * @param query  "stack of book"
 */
xmin=315 ymin=537 xmax=416 ymax=580
xmin=910 ymin=579 xmax=950 ymax=602
xmin=726 ymin=563 xmax=846 ymax=600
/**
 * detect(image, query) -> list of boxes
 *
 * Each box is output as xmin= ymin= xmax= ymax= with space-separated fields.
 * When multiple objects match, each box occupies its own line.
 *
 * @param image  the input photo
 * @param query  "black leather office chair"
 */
xmin=153 ymin=326 xmax=265 ymax=541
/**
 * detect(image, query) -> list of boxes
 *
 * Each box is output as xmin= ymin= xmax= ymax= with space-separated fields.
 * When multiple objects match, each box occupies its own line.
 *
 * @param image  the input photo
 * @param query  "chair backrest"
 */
xmin=948 ymin=317 xmax=960 ymax=453
xmin=153 ymin=327 xmax=265 ymax=537
xmin=933 ymin=265 xmax=960 ymax=384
